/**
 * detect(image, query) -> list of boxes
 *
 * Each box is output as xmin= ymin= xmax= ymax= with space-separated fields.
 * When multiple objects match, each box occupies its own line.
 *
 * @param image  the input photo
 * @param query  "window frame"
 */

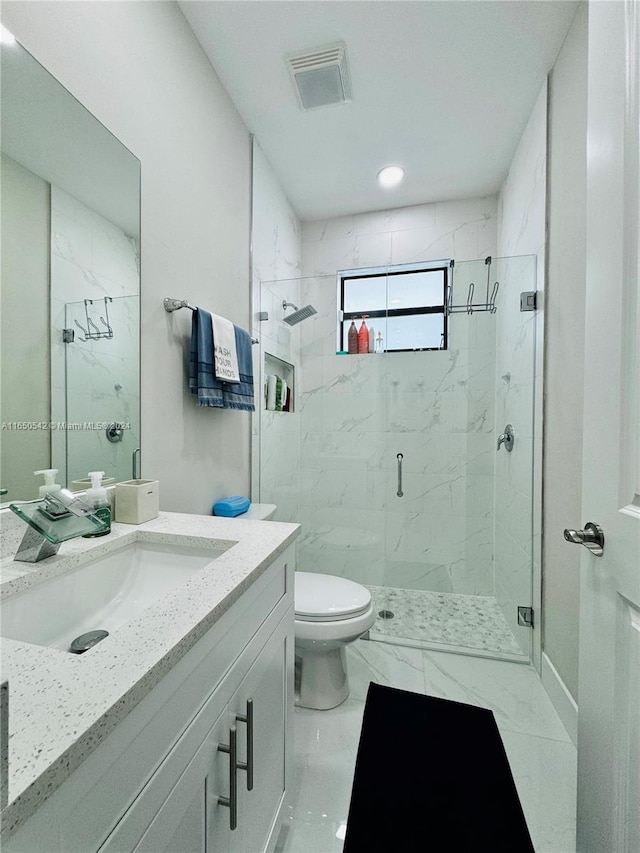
xmin=338 ymin=261 xmax=450 ymax=353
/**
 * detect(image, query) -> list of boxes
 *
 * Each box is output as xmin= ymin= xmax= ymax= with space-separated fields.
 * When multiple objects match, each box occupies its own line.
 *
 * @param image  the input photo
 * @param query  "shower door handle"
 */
xmin=396 ymin=453 xmax=403 ymax=497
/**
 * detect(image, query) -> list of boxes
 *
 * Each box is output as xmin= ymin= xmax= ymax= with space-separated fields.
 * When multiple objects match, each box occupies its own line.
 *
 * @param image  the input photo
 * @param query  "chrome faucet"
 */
xmin=10 ymin=489 xmax=105 ymax=563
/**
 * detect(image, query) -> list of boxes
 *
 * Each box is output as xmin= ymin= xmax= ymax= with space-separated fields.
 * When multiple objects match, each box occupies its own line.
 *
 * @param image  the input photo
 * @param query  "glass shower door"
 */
xmin=258 ymin=274 xmax=389 ymax=592
xmin=376 ymin=255 xmax=536 ymax=661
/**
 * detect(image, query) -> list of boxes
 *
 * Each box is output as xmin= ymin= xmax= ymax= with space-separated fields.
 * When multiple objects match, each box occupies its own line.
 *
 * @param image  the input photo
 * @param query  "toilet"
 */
xmin=233 ymin=504 xmax=375 ymax=710
xmin=294 ymin=572 xmax=375 ymax=710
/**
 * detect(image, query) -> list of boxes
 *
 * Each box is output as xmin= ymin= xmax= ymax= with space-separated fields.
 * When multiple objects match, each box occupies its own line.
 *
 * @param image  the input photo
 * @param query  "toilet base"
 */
xmin=295 ymin=645 xmax=349 ymax=710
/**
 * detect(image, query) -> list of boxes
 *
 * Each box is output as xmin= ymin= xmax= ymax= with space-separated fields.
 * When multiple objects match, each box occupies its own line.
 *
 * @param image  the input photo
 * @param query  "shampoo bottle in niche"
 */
xmin=82 ymin=471 xmax=111 ymax=537
xmin=357 ymin=316 xmax=370 ymax=354
xmin=34 ymin=469 xmax=61 ymax=497
xmin=348 ymin=320 xmax=358 ymax=354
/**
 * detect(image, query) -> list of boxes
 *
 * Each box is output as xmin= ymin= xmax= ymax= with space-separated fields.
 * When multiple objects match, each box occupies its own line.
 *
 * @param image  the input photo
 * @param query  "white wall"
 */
xmin=2 ymin=1 xmax=252 ymax=514
xmin=0 ymin=154 xmax=50 ymax=501
xmin=544 ymin=2 xmax=588 ymax=703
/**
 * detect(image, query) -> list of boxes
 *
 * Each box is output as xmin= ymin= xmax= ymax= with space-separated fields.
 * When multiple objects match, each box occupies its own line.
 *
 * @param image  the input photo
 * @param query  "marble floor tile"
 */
xmin=500 ymin=729 xmax=577 ymax=853
xmin=276 ymin=699 xmax=363 ymax=853
xmin=367 ymin=585 xmax=524 ymax=656
xmin=278 ymin=642 xmax=576 ymax=853
xmin=421 ymin=649 xmax=573 ymax=742
xmin=347 ymin=638 xmax=426 ymax=701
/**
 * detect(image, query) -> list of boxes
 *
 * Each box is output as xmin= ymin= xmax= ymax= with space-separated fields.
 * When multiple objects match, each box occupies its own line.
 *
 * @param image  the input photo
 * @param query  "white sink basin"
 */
xmin=1 ymin=540 xmax=226 ymax=653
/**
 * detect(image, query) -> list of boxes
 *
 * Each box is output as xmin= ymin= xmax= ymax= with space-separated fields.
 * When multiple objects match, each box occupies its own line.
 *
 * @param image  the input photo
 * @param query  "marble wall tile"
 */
xmin=50 ymin=188 xmax=139 ymax=486
xmin=311 ymin=233 xmax=394 ymax=277
xmin=293 ymin=199 xmax=501 ymax=598
xmin=300 ymin=429 xmax=383 ymax=472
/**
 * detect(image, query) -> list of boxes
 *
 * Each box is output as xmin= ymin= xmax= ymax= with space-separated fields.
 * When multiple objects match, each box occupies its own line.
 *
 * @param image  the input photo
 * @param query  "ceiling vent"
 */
xmin=286 ymin=42 xmax=352 ymax=111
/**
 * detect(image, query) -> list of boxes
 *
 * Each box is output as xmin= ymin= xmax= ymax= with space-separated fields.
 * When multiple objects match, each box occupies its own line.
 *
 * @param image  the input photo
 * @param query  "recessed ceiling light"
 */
xmin=377 ymin=165 xmax=405 ymax=188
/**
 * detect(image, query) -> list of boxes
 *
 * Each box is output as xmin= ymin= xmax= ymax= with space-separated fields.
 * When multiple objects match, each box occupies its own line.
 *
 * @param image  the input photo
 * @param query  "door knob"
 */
xmin=563 ymin=522 xmax=604 ymax=557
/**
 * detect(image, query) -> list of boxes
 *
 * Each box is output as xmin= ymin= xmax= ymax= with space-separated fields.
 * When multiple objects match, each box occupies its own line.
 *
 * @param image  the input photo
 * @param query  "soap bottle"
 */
xmin=357 ymin=316 xmax=370 ymax=354
xmin=34 ymin=469 xmax=61 ymax=498
xmin=347 ymin=320 xmax=358 ymax=354
xmin=82 ymin=471 xmax=111 ymax=538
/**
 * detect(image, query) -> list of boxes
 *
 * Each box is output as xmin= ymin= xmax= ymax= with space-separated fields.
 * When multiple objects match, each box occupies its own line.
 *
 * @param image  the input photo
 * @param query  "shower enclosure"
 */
xmin=256 ymin=255 xmax=537 ymax=662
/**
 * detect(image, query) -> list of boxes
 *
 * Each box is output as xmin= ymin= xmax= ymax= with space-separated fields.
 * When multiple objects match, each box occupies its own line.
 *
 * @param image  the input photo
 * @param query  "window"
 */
xmin=339 ymin=262 xmax=449 ymax=352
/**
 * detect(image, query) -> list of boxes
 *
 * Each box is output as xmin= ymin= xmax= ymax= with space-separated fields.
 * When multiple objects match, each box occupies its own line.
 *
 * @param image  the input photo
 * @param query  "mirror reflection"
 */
xmin=0 ymin=36 xmax=141 ymax=501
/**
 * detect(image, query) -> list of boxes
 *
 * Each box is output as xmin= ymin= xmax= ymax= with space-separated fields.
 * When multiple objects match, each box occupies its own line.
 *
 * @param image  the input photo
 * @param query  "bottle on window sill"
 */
xmin=348 ymin=320 xmax=358 ymax=354
xmin=357 ymin=316 xmax=370 ymax=354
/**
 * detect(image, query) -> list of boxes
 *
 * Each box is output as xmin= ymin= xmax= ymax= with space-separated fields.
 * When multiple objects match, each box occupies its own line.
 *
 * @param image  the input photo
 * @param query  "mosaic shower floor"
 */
xmin=366 ymin=585 xmax=525 ymax=658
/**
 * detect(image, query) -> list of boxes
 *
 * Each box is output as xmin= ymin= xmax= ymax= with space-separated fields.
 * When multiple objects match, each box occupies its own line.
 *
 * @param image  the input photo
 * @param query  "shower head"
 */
xmin=282 ymin=300 xmax=318 ymax=326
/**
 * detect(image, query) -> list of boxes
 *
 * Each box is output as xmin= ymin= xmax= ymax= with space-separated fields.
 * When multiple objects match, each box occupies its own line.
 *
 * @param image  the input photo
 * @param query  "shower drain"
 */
xmin=378 ymin=610 xmax=395 ymax=620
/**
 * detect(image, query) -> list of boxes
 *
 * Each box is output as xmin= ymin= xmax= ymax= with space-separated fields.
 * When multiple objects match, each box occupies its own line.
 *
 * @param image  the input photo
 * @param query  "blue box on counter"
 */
xmin=212 ymin=495 xmax=251 ymax=517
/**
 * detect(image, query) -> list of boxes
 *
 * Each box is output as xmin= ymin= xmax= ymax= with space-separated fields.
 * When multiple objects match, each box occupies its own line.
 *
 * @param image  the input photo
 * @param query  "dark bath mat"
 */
xmin=343 ymin=682 xmax=535 ymax=852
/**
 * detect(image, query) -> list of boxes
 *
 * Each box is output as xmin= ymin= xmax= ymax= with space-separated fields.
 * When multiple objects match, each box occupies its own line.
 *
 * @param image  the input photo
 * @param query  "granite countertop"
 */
xmin=0 ymin=510 xmax=299 ymax=838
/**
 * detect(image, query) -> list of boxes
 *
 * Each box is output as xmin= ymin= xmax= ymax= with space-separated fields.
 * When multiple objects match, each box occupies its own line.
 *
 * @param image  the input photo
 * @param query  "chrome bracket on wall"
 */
xmin=520 ymin=291 xmax=538 ymax=311
xmin=517 ymin=606 xmax=534 ymax=628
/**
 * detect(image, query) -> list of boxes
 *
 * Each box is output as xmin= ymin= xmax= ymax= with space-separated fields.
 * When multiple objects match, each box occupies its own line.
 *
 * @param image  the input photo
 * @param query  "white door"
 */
xmin=576 ymin=2 xmax=640 ymax=852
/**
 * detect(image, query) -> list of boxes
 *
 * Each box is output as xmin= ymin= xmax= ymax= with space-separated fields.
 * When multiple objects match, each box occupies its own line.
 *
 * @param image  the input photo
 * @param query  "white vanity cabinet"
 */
xmin=4 ymin=548 xmax=294 ymax=853
xmin=101 ymin=614 xmax=288 ymax=853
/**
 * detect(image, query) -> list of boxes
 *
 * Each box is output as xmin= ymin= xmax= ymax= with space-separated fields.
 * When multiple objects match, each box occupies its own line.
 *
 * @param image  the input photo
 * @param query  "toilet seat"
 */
xmin=295 ymin=572 xmax=372 ymax=622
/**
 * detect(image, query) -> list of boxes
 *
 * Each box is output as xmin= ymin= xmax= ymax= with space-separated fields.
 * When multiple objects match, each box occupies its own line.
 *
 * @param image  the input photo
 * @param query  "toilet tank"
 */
xmin=242 ymin=503 xmax=277 ymax=520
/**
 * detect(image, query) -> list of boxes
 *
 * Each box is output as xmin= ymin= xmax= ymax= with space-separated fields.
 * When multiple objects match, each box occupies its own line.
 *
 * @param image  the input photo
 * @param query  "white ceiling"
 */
xmin=179 ymin=0 xmax=579 ymax=222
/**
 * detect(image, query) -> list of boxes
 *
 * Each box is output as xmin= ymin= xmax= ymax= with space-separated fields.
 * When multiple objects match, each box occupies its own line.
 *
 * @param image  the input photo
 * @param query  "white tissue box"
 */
xmin=115 ymin=479 xmax=159 ymax=524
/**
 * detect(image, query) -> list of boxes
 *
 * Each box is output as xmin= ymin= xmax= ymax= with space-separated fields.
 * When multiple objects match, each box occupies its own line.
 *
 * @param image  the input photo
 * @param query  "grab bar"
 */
xmin=397 ymin=453 xmax=403 ymax=497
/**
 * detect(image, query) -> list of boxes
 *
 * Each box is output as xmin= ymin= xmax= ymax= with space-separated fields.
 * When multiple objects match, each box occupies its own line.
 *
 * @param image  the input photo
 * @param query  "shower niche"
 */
xmin=264 ymin=353 xmax=294 ymax=412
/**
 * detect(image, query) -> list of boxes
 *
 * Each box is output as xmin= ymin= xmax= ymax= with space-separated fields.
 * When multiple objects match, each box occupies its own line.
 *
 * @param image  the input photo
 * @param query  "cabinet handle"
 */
xmin=236 ymin=698 xmax=254 ymax=791
xmin=217 ymin=726 xmax=238 ymax=830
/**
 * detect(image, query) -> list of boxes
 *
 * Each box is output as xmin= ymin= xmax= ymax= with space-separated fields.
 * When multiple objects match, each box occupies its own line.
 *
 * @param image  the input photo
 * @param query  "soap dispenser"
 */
xmin=82 ymin=471 xmax=111 ymax=538
xmin=34 ymin=469 xmax=61 ymax=498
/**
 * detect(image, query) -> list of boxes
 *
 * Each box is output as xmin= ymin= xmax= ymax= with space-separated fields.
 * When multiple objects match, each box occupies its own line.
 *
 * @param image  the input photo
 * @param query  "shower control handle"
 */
xmin=397 ymin=453 xmax=403 ymax=497
xmin=497 ymin=424 xmax=515 ymax=452
xmin=563 ymin=522 xmax=604 ymax=557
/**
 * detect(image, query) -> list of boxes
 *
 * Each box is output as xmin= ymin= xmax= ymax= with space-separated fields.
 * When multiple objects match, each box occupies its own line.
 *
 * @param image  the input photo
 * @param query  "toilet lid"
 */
xmin=295 ymin=572 xmax=371 ymax=622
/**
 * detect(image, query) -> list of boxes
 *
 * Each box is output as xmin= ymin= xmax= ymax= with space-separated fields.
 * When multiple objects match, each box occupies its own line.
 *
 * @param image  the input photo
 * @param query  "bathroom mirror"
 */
xmin=0 ymin=34 xmax=141 ymax=502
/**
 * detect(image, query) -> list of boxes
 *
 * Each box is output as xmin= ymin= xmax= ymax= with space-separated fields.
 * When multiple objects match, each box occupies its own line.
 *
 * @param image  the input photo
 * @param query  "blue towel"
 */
xmin=222 ymin=325 xmax=255 ymax=411
xmin=189 ymin=308 xmax=255 ymax=411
